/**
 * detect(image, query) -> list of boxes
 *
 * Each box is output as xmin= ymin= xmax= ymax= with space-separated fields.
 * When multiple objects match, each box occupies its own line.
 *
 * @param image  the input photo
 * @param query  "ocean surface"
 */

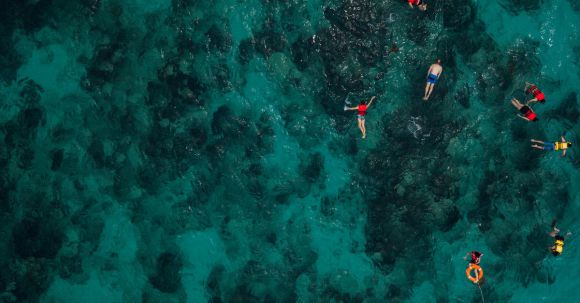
xmin=1 ymin=0 xmax=579 ymax=302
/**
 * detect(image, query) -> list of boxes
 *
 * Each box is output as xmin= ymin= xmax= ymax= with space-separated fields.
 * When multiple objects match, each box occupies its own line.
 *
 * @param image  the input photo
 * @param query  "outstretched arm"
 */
xmin=561 ymin=136 xmax=566 ymax=143
xmin=517 ymin=115 xmax=530 ymax=121
xmin=345 ymin=106 xmax=358 ymax=111
xmin=562 ymin=149 xmax=567 ymax=157
xmin=367 ymin=96 xmax=376 ymax=108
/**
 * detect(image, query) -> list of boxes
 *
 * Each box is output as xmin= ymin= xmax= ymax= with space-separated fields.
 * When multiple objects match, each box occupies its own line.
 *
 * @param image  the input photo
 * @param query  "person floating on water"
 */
xmin=385 ymin=43 xmax=399 ymax=56
xmin=524 ymin=82 xmax=546 ymax=105
xmin=531 ymin=135 xmax=572 ymax=157
xmin=423 ymin=59 xmax=443 ymax=101
xmin=345 ymin=96 xmax=376 ymax=139
xmin=465 ymin=251 xmax=484 ymax=285
xmin=511 ymin=98 xmax=538 ymax=122
xmin=408 ymin=0 xmax=427 ymax=11
xmin=549 ymin=220 xmax=571 ymax=256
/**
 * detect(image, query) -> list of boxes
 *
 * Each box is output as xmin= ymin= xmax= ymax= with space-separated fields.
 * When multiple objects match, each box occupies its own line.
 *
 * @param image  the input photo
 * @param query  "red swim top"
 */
xmin=529 ymin=85 xmax=545 ymax=101
xmin=358 ymin=104 xmax=367 ymax=116
xmin=471 ymin=251 xmax=481 ymax=264
xmin=408 ymin=0 xmax=420 ymax=4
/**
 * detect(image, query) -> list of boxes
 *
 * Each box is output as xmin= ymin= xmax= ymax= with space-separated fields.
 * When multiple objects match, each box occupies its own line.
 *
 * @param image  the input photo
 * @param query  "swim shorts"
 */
xmin=427 ymin=73 xmax=438 ymax=84
xmin=519 ymin=106 xmax=531 ymax=115
xmin=543 ymin=142 xmax=555 ymax=151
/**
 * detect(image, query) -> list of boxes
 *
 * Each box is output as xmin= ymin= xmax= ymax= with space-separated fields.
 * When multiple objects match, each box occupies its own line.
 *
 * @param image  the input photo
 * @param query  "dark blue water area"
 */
xmin=1 ymin=0 xmax=580 ymax=302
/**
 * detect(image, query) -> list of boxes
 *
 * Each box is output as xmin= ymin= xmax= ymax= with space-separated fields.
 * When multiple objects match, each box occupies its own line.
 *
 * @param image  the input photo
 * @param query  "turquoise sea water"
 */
xmin=1 ymin=0 xmax=580 ymax=302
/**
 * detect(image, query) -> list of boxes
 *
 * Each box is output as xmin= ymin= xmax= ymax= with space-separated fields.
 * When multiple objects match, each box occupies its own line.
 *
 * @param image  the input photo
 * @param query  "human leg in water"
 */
xmin=511 ymin=98 xmax=524 ymax=109
xmin=423 ymin=83 xmax=432 ymax=101
xmin=530 ymin=139 xmax=549 ymax=150
xmin=358 ymin=117 xmax=366 ymax=139
xmin=550 ymin=220 xmax=560 ymax=237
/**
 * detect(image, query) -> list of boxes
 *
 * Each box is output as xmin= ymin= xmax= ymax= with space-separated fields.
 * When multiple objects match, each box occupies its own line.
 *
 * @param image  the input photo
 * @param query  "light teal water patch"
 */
xmin=43 ymin=272 xmax=125 ymax=303
xmin=178 ymin=229 xmax=228 ymax=302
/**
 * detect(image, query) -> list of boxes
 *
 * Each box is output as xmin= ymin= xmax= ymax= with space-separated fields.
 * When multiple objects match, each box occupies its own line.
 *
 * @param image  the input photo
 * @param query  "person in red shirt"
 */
xmin=524 ymin=82 xmax=546 ymax=105
xmin=511 ymin=98 xmax=538 ymax=122
xmin=345 ymin=96 xmax=376 ymax=139
xmin=408 ymin=0 xmax=427 ymax=11
xmin=464 ymin=251 xmax=483 ymax=264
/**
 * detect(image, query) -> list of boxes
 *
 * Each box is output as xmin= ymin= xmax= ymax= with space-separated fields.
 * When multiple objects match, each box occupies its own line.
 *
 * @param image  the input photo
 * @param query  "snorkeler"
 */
xmin=549 ymin=220 xmax=571 ymax=256
xmin=511 ymin=98 xmax=538 ymax=122
xmin=524 ymin=82 xmax=546 ymax=105
xmin=423 ymin=59 xmax=443 ymax=101
xmin=464 ymin=251 xmax=483 ymax=264
xmin=408 ymin=0 xmax=427 ymax=11
xmin=345 ymin=96 xmax=376 ymax=139
xmin=531 ymin=136 xmax=572 ymax=157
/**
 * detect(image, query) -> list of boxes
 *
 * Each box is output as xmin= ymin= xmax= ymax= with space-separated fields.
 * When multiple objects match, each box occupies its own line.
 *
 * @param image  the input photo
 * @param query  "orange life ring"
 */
xmin=466 ymin=263 xmax=483 ymax=284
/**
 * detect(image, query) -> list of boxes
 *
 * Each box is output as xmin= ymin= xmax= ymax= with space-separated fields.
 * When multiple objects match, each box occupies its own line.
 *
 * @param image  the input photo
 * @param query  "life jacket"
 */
xmin=358 ymin=104 xmax=367 ymax=116
xmin=526 ymin=112 xmax=537 ymax=121
xmin=554 ymin=239 xmax=564 ymax=254
xmin=555 ymin=142 xmax=569 ymax=151
xmin=524 ymin=109 xmax=537 ymax=121
xmin=528 ymin=85 xmax=545 ymax=101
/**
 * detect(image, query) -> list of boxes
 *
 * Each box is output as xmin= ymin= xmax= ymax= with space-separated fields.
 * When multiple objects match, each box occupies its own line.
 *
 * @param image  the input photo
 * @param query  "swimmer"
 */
xmin=423 ymin=59 xmax=443 ymax=101
xmin=524 ymin=82 xmax=546 ymax=105
xmin=385 ymin=43 xmax=399 ymax=56
xmin=549 ymin=220 xmax=571 ymax=256
xmin=531 ymin=136 xmax=572 ymax=157
xmin=511 ymin=98 xmax=538 ymax=122
xmin=464 ymin=251 xmax=483 ymax=264
xmin=345 ymin=96 xmax=376 ymax=139
xmin=408 ymin=0 xmax=427 ymax=11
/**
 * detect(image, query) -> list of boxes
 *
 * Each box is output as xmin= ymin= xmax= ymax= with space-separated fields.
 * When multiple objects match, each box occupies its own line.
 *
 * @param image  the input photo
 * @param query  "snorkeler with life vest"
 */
xmin=511 ymin=98 xmax=538 ymax=122
xmin=549 ymin=220 xmax=572 ymax=256
xmin=525 ymin=82 xmax=546 ymax=105
xmin=531 ymin=135 xmax=572 ymax=157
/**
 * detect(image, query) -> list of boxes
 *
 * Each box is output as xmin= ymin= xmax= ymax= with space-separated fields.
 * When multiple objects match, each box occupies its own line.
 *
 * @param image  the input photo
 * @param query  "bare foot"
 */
xmin=423 ymin=96 xmax=428 ymax=101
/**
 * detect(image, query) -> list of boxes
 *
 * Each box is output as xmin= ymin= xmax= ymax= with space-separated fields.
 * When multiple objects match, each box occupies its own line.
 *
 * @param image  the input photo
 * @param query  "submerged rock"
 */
xmin=150 ymin=252 xmax=183 ymax=293
xmin=13 ymin=217 xmax=64 ymax=259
